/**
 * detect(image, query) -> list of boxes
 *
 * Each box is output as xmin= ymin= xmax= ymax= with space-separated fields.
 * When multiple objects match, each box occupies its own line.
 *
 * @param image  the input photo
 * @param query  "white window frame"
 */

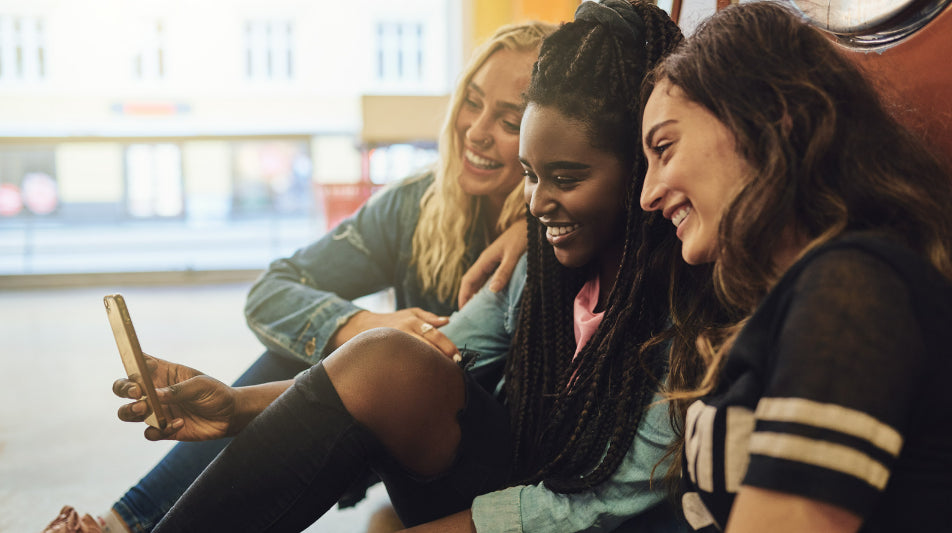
xmin=244 ymin=19 xmax=294 ymax=81
xmin=374 ymin=20 xmax=425 ymax=87
xmin=0 ymin=15 xmax=47 ymax=83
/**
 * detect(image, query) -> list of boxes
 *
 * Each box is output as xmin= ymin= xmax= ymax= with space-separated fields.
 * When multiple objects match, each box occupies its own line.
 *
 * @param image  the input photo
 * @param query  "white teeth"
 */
xmin=547 ymin=224 xmax=580 ymax=237
xmin=672 ymin=206 xmax=691 ymax=227
xmin=465 ymin=149 xmax=501 ymax=170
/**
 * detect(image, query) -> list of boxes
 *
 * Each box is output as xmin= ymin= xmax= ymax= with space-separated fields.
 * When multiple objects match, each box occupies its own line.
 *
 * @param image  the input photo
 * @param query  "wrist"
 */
xmin=331 ymin=310 xmax=370 ymax=350
xmin=228 ymin=386 xmax=258 ymax=435
xmin=229 ymin=380 xmax=293 ymax=435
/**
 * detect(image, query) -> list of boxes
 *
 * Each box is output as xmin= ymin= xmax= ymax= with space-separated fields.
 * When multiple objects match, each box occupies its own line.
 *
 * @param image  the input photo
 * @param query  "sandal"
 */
xmin=41 ymin=506 xmax=102 ymax=533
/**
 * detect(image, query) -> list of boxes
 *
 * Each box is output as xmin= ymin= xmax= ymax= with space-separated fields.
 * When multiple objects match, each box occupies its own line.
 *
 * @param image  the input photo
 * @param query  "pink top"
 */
xmin=573 ymin=275 xmax=605 ymax=360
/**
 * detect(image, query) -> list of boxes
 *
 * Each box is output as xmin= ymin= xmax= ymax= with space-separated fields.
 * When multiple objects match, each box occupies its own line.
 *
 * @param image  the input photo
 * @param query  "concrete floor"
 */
xmin=0 ymin=282 xmax=392 ymax=532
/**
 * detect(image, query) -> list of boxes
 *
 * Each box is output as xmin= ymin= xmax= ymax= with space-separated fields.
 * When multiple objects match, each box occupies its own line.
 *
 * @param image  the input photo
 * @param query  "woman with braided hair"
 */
xmin=109 ymin=2 xmax=695 ymax=531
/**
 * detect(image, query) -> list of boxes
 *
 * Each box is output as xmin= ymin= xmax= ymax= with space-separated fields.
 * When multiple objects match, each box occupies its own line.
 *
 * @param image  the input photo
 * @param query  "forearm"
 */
xmin=245 ymin=257 xmax=366 ymax=363
xmin=230 ymin=379 xmax=295 ymax=434
xmin=726 ymin=487 xmax=861 ymax=533
xmin=246 ymin=175 xmax=436 ymax=362
xmin=327 ymin=310 xmax=371 ymax=352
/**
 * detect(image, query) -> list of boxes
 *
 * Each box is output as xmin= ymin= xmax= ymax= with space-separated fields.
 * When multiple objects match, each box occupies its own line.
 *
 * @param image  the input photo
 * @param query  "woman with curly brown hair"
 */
xmin=640 ymin=3 xmax=952 ymax=531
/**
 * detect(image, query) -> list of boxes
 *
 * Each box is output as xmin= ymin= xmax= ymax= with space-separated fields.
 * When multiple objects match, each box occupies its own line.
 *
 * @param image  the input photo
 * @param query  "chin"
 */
xmin=553 ymin=249 xmax=588 ymax=269
xmin=680 ymin=245 xmax=716 ymax=265
xmin=458 ymin=174 xmax=499 ymax=198
xmin=457 ymin=175 xmax=479 ymax=195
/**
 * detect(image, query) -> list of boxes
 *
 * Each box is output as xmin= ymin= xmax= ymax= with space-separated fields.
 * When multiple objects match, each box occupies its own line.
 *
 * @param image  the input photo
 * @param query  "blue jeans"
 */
xmin=112 ymin=350 xmax=310 ymax=533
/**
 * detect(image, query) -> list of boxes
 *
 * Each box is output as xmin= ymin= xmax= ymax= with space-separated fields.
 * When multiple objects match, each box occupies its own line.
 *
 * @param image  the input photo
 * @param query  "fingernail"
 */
xmin=132 ymin=401 xmax=146 ymax=415
xmin=172 ymin=419 xmax=184 ymax=429
xmin=489 ymin=281 xmax=501 ymax=292
xmin=452 ymin=353 xmax=462 ymax=363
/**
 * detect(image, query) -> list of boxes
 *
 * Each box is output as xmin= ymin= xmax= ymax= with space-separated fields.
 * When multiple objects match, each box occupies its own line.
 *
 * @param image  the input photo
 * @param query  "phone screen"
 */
xmin=104 ymin=294 xmax=168 ymax=429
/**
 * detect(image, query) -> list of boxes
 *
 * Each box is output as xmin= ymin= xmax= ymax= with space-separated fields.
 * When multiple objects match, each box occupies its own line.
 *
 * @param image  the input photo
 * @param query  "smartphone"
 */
xmin=104 ymin=294 xmax=168 ymax=430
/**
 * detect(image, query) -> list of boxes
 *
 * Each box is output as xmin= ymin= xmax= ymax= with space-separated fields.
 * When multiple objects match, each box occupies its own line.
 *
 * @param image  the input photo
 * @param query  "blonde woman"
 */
xmin=45 ymin=21 xmax=554 ymax=533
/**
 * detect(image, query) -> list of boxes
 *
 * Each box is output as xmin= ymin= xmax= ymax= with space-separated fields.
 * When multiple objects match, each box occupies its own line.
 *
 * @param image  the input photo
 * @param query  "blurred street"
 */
xmin=0 ymin=214 xmax=325 ymax=277
xmin=0 ymin=281 xmax=392 ymax=532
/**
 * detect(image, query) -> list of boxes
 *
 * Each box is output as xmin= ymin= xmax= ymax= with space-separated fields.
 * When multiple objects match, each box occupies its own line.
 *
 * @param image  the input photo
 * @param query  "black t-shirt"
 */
xmin=680 ymin=233 xmax=952 ymax=532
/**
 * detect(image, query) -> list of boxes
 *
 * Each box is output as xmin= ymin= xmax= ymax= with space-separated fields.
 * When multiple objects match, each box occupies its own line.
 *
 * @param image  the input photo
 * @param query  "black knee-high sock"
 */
xmin=154 ymin=364 xmax=385 ymax=533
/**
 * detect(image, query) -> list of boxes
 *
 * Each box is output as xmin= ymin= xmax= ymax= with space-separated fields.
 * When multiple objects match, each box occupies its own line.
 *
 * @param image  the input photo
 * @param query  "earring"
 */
xmin=471 ymin=135 xmax=492 ymax=149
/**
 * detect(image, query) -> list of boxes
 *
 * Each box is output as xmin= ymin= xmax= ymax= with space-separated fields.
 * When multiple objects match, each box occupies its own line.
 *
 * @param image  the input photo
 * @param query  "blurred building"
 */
xmin=0 ymin=0 xmax=461 ymax=219
xmin=0 ymin=0 xmax=579 ymax=278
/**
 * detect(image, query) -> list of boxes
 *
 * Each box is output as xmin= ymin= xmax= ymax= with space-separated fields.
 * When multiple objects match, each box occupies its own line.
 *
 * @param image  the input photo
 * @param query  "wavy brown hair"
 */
xmin=651 ymin=2 xmax=952 ymax=422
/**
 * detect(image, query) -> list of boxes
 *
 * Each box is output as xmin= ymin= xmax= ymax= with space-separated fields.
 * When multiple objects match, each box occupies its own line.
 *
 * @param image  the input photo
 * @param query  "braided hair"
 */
xmin=504 ymin=0 xmax=684 ymax=492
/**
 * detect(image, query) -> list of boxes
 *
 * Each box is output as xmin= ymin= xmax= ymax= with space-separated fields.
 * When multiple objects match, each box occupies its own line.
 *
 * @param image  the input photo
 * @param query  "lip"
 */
xmin=542 ymin=222 xmax=581 ymax=246
xmin=661 ymin=202 xmax=692 ymax=240
xmin=662 ymin=201 xmax=690 ymax=221
xmin=462 ymin=148 xmax=503 ymax=174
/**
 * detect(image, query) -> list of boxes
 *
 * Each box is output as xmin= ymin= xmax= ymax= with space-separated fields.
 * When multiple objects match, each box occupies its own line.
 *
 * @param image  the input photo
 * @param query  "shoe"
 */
xmin=41 ymin=506 xmax=102 ymax=533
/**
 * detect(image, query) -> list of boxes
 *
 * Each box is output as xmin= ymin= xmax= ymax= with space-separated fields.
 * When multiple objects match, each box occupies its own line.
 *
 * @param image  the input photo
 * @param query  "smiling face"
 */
xmin=640 ymin=81 xmax=752 ymax=265
xmin=455 ymin=48 xmax=538 ymax=212
xmin=521 ymin=103 xmax=629 ymax=274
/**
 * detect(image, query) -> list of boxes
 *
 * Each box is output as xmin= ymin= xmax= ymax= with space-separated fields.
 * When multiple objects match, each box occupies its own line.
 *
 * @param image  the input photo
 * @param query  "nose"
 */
xmin=466 ymin=108 xmax=494 ymax=148
xmin=526 ymin=179 xmax=554 ymax=219
xmin=640 ymin=165 xmax=665 ymax=212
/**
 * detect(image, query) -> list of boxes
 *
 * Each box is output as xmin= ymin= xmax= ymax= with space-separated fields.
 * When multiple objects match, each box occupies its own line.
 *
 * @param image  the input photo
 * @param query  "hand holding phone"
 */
xmin=104 ymin=294 xmax=168 ymax=430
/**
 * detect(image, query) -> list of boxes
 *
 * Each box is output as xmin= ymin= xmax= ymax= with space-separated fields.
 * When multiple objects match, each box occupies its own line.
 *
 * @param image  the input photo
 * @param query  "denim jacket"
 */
xmin=471 ymin=393 xmax=687 ymax=533
xmin=244 ymin=171 xmax=486 ymax=364
xmin=440 ymin=253 xmax=527 ymax=388
xmin=452 ymin=256 xmax=687 ymax=533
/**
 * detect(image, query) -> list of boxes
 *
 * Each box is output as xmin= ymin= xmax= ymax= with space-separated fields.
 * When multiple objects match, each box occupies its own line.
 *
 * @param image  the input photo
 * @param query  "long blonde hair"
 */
xmin=413 ymin=21 xmax=556 ymax=303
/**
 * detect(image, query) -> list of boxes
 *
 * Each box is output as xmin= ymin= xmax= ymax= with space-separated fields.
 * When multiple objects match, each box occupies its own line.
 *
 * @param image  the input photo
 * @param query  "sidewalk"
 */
xmin=0 ymin=282 xmax=392 ymax=532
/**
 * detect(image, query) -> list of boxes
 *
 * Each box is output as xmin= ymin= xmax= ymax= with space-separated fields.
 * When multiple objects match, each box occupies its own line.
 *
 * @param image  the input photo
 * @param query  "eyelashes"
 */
xmin=651 ymin=142 xmax=671 ymax=156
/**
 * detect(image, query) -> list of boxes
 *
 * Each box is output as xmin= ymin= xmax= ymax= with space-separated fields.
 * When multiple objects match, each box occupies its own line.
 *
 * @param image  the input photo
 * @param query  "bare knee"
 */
xmin=323 ymin=328 xmax=465 ymax=475
xmin=324 ymin=328 xmax=453 ymax=400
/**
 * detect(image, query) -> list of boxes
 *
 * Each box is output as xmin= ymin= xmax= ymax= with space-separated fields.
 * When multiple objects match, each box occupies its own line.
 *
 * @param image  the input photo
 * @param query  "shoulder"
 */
xmin=734 ymin=232 xmax=952 ymax=374
xmin=371 ymin=169 xmax=435 ymax=203
xmin=357 ymin=169 xmax=436 ymax=222
xmin=507 ymin=253 xmax=528 ymax=295
xmin=781 ymin=232 xmax=949 ymax=300
xmin=753 ymin=231 xmax=952 ymax=373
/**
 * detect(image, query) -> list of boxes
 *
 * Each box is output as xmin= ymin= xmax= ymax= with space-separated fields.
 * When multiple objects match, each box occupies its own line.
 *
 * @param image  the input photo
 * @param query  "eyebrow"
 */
xmin=643 ymin=119 xmax=677 ymax=148
xmin=468 ymin=82 xmax=525 ymax=113
xmin=519 ymin=157 xmax=591 ymax=172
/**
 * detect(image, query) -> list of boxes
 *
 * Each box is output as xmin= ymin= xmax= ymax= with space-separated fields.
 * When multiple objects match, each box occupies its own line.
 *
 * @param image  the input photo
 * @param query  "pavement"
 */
xmin=0 ymin=280 xmax=393 ymax=532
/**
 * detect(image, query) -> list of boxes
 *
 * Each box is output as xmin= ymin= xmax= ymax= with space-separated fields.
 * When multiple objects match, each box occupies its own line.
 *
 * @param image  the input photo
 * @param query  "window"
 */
xmin=125 ymin=144 xmax=184 ymax=218
xmin=133 ymin=20 xmax=165 ymax=80
xmin=231 ymin=140 xmax=311 ymax=215
xmin=0 ymin=15 xmax=46 ymax=82
xmin=368 ymin=143 xmax=437 ymax=185
xmin=375 ymin=21 xmax=425 ymax=85
xmin=0 ymin=145 xmax=57 ymax=218
xmin=244 ymin=20 xmax=294 ymax=80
